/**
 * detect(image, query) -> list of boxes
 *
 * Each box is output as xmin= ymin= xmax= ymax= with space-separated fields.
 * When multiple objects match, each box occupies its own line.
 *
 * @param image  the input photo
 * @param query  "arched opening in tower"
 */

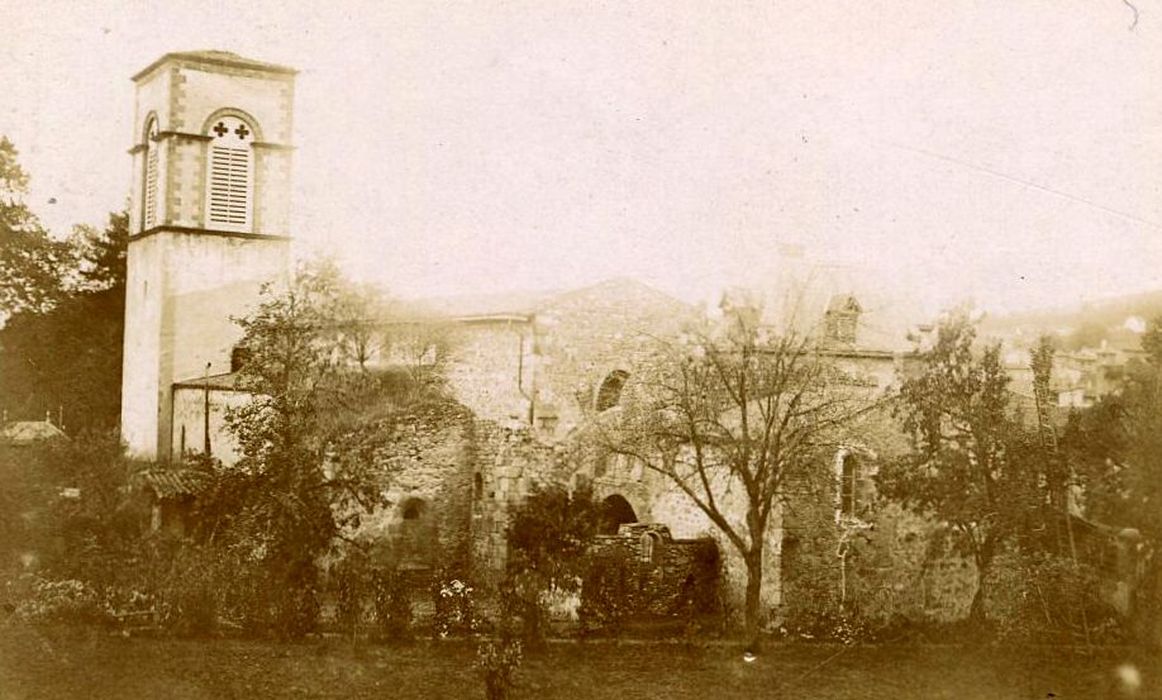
xmin=599 ymin=494 xmax=637 ymax=535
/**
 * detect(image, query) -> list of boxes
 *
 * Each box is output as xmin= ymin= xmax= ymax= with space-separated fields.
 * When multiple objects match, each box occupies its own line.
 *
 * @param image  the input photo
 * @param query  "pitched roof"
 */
xmin=133 ymin=469 xmax=212 ymax=500
xmin=826 ymin=294 xmax=863 ymax=314
xmin=395 ymin=289 xmax=561 ymax=320
xmin=173 ymin=371 xmax=244 ymax=391
xmin=0 ymin=420 xmax=67 ymax=445
xmin=394 ymin=278 xmax=690 ymax=322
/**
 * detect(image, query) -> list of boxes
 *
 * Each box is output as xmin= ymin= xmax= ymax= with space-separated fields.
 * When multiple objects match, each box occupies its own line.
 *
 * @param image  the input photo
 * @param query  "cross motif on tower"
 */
xmin=212 ymin=121 xmax=228 ymax=137
xmin=234 ymin=123 xmax=250 ymax=140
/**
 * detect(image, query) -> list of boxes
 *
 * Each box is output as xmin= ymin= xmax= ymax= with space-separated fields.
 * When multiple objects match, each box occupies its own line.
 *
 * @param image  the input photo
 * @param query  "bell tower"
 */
xmin=120 ymin=51 xmax=296 ymax=459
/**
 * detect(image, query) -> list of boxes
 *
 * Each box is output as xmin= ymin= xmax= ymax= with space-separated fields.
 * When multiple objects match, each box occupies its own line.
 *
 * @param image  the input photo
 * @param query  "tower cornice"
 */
xmin=132 ymin=51 xmax=297 ymax=83
xmin=128 ymin=225 xmax=292 ymax=243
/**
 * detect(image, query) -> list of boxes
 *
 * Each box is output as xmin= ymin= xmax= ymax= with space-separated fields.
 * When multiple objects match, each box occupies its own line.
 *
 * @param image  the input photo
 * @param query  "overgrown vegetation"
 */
xmin=502 ymin=484 xmax=599 ymax=643
xmin=596 ymin=300 xmax=881 ymax=638
xmin=0 ymin=137 xmax=128 ymax=431
xmin=878 ymin=311 xmax=1053 ymax=624
xmin=1 ymin=125 xmax=1154 ymax=646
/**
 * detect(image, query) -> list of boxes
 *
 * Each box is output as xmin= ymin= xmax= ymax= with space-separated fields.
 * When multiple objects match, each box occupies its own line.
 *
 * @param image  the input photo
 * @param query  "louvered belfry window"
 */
xmin=143 ymin=118 xmax=159 ymax=231
xmin=206 ymin=116 xmax=254 ymax=231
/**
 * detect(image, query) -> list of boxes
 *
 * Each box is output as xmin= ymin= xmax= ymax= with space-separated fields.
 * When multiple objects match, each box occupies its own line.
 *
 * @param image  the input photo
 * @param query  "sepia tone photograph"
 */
xmin=1 ymin=1 xmax=1159 ymax=697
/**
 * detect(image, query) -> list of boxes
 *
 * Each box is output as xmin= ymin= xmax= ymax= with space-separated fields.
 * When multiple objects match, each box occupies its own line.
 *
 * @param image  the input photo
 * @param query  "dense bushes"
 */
xmin=476 ymin=635 xmax=522 ymax=700
xmin=371 ymin=569 xmax=414 ymax=642
xmin=432 ymin=576 xmax=477 ymax=638
xmin=9 ymin=575 xmax=107 ymax=625
xmin=986 ymin=552 xmax=1124 ymax=644
xmin=578 ymin=548 xmax=638 ymax=635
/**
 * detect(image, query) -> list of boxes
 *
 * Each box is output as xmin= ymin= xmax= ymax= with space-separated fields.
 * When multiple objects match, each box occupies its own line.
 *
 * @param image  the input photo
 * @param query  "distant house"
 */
xmin=0 ymin=419 xmax=67 ymax=448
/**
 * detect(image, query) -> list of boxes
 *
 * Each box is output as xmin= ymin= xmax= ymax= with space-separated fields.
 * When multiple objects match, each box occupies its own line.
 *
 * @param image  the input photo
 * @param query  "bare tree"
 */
xmin=597 ymin=306 xmax=878 ymax=638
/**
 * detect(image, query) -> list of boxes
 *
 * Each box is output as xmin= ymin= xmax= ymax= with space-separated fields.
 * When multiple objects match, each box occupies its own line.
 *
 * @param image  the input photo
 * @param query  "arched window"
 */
xmin=205 ymin=115 xmax=255 ymax=231
xmin=402 ymin=498 xmax=425 ymax=520
xmin=397 ymin=497 xmax=434 ymax=570
xmin=595 ymin=370 xmax=629 ymax=412
xmin=639 ymin=531 xmax=662 ymax=565
xmin=142 ymin=117 xmax=159 ymax=232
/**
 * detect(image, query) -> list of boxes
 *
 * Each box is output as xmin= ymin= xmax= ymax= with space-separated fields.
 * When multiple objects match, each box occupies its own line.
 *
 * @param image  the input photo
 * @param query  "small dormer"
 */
xmin=824 ymin=294 xmax=862 ymax=346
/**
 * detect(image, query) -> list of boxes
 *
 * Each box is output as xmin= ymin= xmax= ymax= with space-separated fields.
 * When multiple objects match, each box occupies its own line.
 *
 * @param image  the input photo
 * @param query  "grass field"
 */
xmin=0 ymin=622 xmax=1158 ymax=699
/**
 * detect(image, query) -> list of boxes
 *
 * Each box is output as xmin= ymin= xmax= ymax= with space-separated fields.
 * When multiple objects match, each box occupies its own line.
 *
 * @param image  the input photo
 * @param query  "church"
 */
xmin=118 ymin=50 xmax=916 ymax=619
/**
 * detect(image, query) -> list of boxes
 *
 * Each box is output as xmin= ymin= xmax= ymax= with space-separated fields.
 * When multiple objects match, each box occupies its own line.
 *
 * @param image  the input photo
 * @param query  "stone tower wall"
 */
xmin=121 ymin=53 xmax=294 ymax=459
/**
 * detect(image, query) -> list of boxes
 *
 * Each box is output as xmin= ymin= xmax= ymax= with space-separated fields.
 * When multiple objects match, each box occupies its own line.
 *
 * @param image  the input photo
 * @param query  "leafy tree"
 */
xmin=195 ymin=259 xmax=432 ymax=636
xmin=878 ymin=311 xmax=1043 ymax=623
xmin=504 ymin=484 xmax=602 ymax=644
xmin=506 ymin=483 xmax=600 ymax=580
xmin=0 ymin=137 xmax=74 ymax=317
xmin=0 ymin=211 xmax=128 ymax=430
xmin=599 ymin=305 xmax=876 ymax=638
xmin=1064 ymin=316 xmax=1162 ymax=640
xmin=0 ymin=430 xmax=146 ymax=578
xmin=70 ymin=211 xmax=129 ymax=293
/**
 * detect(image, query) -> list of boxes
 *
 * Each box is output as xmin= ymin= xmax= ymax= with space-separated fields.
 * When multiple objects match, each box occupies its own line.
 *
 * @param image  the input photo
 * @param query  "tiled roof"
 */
xmin=133 ymin=469 xmax=212 ymax=500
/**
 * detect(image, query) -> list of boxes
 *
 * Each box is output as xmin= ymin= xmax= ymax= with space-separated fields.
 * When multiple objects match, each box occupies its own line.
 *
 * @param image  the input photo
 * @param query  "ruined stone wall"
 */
xmin=443 ymin=322 xmax=534 ymax=427
xmin=650 ymin=476 xmax=785 ymax=622
xmin=470 ymin=421 xmax=562 ymax=584
xmin=345 ymin=401 xmax=478 ymax=575
xmin=587 ymin=525 xmax=719 ymax=616
xmin=531 ymin=279 xmax=695 ymax=438
xmin=436 ymin=280 xmax=695 ymax=441
xmin=781 ymin=476 xmax=977 ymax=625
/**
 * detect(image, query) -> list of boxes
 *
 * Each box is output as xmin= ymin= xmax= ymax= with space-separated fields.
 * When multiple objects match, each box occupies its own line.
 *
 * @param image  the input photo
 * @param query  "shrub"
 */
xmin=987 ymin=551 xmax=1123 ymax=644
xmin=12 ymin=575 xmax=108 ymax=625
xmin=371 ymin=568 xmax=413 ymax=643
xmin=432 ymin=577 xmax=476 ymax=638
xmin=498 ymin=569 xmax=550 ymax=650
xmin=476 ymin=636 xmax=522 ymax=700
xmin=505 ymin=484 xmax=599 ymax=581
xmin=270 ymin=558 xmax=322 ymax=639
xmin=578 ymin=549 xmax=637 ymax=636
xmin=331 ymin=550 xmax=372 ymax=636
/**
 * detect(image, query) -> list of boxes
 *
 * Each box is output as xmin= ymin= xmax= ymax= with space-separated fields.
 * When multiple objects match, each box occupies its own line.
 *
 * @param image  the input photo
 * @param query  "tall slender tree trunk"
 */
xmin=743 ymin=548 xmax=764 ymax=641
xmin=968 ymin=542 xmax=995 ymax=627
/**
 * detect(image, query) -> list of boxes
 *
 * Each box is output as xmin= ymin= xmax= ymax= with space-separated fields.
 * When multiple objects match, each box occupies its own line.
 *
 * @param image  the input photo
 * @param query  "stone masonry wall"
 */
xmin=587 ymin=524 xmax=719 ymax=617
xmin=345 ymin=401 xmax=478 ymax=575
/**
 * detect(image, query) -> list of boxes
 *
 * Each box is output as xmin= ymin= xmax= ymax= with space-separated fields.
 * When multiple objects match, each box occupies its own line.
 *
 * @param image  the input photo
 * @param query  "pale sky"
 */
xmin=2 ymin=0 xmax=1160 ymax=316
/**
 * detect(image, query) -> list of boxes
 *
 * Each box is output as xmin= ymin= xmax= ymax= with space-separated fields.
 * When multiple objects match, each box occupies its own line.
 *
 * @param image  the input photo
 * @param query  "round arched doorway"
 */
xmin=599 ymin=494 xmax=637 ymax=535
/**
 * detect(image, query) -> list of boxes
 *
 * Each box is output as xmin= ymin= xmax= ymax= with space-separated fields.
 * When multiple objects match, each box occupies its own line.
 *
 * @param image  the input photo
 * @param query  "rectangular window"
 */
xmin=207 ymin=145 xmax=251 ymax=229
xmin=840 ymin=454 xmax=858 ymax=516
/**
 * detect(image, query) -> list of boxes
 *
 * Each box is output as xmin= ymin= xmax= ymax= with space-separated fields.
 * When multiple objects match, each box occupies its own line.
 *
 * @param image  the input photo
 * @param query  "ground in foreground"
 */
xmin=0 ymin=623 xmax=1157 ymax=699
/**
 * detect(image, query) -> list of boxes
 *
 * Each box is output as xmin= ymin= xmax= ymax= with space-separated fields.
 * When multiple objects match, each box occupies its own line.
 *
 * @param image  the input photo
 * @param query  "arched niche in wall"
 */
xmin=395 ymin=497 xmax=436 ymax=570
xmin=599 ymin=493 xmax=637 ymax=535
